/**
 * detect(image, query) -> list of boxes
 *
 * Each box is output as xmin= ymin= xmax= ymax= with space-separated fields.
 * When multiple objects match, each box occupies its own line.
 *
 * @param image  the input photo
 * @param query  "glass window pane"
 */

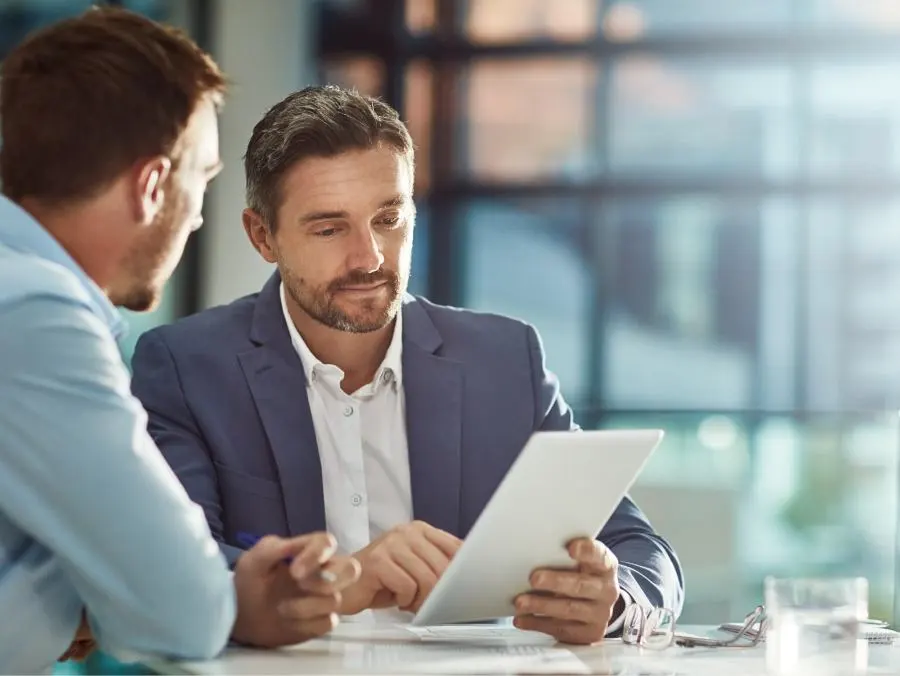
xmin=807 ymin=0 xmax=900 ymax=32
xmin=408 ymin=201 xmax=430 ymax=297
xmin=120 ymin=0 xmax=170 ymax=20
xmin=810 ymin=60 xmax=900 ymax=178
xmin=462 ymin=58 xmax=598 ymax=182
xmin=464 ymin=0 xmax=596 ymax=43
xmin=746 ymin=414 xmax=897 ymax=623
xmin=405 ymin=0 xmax=437 ymax=35
xmin=603 ymin=0 xmax=792 ymax=37
xmin=322 ymin=57 xmax=385 ymax=98
xmin=405 ymin=60 xmax=433 ymax=194
xmin=603 ymin=411 xmax=749 ymax=621
xmin=609 ymin=58 xmax=796 ymax=178
xmin=806 ymin=200 xmax=900 ymax=411
xmin=0 ymin=0 xmax=171 ymax=39
xmin=600 ymin=197 xmax=798 ymax=411
xmin=606 ymin=411 xmax=898 ymax=624
xmin=460 ymin=199 xmax=593 ymax=406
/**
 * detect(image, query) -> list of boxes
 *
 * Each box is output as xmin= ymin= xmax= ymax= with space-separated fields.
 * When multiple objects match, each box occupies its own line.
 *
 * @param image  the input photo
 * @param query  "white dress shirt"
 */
xmin=279 ymin=284 xmax=628 ymax=632
xmin=280 ymin=285 xmax=414 ymax=622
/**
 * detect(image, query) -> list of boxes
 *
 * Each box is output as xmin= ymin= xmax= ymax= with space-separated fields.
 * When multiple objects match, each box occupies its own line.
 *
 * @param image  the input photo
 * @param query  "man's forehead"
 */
xmin=183 ymin=97 xmax=220 ymax=166
xmin=285 ymin=148 xmax=413 ymax=199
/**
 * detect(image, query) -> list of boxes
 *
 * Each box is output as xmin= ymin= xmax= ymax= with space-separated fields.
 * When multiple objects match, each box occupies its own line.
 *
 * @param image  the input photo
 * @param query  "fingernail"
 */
xmin=319 ymin=570 xmax=337 ymax=583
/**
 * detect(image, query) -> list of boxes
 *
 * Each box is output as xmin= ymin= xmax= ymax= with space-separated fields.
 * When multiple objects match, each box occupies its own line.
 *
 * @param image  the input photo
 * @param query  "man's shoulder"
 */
xmin=0 ymin=244 xmax=92 ymax=313
xmin=407 ymin=295 xmax=536 ymax=347
xmin=141 ymin=291 xmax=259 ymax=349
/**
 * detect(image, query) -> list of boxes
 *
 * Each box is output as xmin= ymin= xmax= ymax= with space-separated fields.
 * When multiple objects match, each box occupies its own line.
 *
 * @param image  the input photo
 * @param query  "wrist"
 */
xmin=338 ymin=580 xmax=369 ymax=616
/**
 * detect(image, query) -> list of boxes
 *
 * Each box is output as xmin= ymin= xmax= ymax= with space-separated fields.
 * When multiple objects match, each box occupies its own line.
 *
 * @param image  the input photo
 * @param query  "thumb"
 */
xmin=286 ymin=532 xmax=338 ymax=579
xmin=244 ymin=533 xmax=338 ymax=577
xmin=242 ymin=535 xmax=296 ymax=573
xmin=368 ymin=588 xmax=397 ymax=610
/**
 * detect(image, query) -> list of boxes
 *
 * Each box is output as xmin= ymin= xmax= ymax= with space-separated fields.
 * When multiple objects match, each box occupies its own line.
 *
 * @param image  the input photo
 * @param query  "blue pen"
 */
xmin=236 ymin=532 xmax=337 ymax=583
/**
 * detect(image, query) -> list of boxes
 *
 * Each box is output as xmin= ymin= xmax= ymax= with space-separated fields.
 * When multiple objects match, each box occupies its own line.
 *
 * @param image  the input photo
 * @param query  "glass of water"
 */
xmin=764 ymin=577 xmax=869 ymax=676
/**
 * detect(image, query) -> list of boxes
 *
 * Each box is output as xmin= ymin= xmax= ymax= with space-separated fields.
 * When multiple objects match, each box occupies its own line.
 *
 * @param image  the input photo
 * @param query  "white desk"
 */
xmin=146 ymin=623 xmax=900 ymax=675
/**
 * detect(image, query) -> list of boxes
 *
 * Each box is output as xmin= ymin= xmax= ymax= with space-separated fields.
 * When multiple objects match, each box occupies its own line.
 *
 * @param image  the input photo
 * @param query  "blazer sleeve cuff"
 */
xmin=605 ymin=589 xmax=634 ymax=636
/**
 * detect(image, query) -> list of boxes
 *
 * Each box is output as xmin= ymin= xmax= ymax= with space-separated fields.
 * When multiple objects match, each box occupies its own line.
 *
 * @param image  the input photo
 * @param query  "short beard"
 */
xmin=283 ymin=266 xmax=402 ymax=333
xmin=110 ymin=283 xmax=159 ymax=312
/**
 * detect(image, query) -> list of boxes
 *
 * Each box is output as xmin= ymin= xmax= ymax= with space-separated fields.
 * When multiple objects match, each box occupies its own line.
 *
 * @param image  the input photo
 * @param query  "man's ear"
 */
xmin=242 ymin=208 xmax=278 ymax=263
xmin=132 ymin=156 xmax=172 ymax=226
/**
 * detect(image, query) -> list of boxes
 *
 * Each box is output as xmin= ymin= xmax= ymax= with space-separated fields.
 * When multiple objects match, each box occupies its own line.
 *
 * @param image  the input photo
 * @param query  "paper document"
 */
xmin=338 ymin=641 xmax=592 ymax=674
xmin=405 ymin=625 xmax=554 ymax=643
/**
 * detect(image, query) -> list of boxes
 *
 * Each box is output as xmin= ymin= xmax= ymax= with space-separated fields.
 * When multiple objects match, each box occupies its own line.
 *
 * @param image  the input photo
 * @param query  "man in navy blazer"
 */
xmin=131 ymin=85 xmax=683 ymax=644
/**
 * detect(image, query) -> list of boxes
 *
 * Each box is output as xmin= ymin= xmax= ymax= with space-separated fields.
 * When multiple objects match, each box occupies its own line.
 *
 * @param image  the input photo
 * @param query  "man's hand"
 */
xmin=513 ymin=538 xmax=621 ymax=645
xmin=58 ymin=610 xmax=95 ymax=663
xmin=231 ymin=532 xmax=361 ymax=648
xmin=339 ymin=521 xmax=462 ymax=615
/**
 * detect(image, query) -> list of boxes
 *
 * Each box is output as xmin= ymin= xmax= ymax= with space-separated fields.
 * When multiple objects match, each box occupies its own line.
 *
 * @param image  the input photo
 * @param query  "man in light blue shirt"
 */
xmin=0 ymin=8 xmax=358 ymax=673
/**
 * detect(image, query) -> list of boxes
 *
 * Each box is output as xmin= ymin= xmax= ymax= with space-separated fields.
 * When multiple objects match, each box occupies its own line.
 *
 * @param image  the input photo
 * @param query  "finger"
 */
xmin=567 ymin=538 xmax=617 ymax=576
xmin=295 ymin=556 xmax=361 ymax=594
xmin=278 ymin=593 xmax=341 ymax=621
xmin=328 ymin=555 xmax=361 ymax=589
xmin=287 ymin=532 xmax=339 ymax=579
xmin=292 ymin=613 xmax=339 ymax=640
xmin=244 ymin=533 xmax=334 ymax=575
xmin=529 ymin=569 xmax=607 ymax=600
xmin=409 ymin=534 xmax=454 ymax=578
xmin=391 ymin=546 xmax=439 ymax=610
xmin=515 ymin=594 xmax=601 ymax=623
xmin=373 ymin=552 xmax=419 ymax=609
xmin=420 ymin=525 xmax=462 ymax=559
xmin=513 ymin=615 xmax=601 ymax=645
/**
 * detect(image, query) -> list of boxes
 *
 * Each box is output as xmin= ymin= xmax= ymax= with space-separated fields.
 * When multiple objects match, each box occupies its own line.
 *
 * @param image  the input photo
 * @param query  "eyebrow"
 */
xmin=299 ymin=195 xmax=409 ymax=224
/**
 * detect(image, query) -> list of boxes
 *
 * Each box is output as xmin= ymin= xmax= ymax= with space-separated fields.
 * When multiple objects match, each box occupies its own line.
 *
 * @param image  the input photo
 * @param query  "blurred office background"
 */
xmin=3 ymin=0 xmax=900 ymax=626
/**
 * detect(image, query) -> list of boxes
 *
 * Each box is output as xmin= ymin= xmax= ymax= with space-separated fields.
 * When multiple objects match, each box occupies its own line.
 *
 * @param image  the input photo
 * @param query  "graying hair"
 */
xmin=243 ymin=85 xmax=415 ymax=230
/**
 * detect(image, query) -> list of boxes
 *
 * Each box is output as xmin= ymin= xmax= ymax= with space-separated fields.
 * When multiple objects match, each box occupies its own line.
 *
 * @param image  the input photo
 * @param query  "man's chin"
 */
xmin=328 ymin=304 xmax=397 ymax=333
xmin=110 ymin=285 xmax=162 ymax=313
xmin=339 ymin=314 xmax=393 ymax=334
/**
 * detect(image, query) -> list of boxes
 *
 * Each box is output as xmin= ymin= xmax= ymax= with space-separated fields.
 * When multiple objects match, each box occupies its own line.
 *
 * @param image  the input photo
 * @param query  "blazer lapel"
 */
xmin=402 ymin=299 xmax=464 ymax=537
xmin=238 ymin=273 xmax=326 ymax=536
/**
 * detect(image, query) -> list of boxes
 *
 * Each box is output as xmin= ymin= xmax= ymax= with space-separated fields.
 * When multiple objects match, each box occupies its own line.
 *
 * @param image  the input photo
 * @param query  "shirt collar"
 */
xmin=0 ymin=195 xmax=125 ymax=338
xmin=279 ymin=281 xmax=403 ymax=392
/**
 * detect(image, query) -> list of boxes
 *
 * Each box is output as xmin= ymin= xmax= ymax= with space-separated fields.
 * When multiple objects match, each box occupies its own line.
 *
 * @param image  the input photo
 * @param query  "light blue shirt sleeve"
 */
xmin=0 ymin=269 xmax=236 ymax=669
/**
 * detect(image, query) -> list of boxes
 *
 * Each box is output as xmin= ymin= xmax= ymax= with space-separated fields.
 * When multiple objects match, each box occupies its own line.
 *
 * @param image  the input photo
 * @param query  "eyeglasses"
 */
xmin=622 ymin=604 xmax=768 ymax=649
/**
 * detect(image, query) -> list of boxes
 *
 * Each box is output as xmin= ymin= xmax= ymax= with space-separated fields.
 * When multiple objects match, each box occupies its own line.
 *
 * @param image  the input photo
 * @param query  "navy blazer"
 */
xmin=131 ymin=272 xmax=684 ymax=615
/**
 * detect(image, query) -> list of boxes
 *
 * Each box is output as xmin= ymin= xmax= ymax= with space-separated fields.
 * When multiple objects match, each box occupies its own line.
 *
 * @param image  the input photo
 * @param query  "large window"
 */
xmin=319 ymin=0 xmax=900 ymax=623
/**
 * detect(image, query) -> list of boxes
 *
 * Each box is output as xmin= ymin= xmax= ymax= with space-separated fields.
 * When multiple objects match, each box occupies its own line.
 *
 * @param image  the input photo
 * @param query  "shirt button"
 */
xmin=382 ymin=371 xmax=393 ymax=384
xmin=351 ymin=493 xmax=363 ymax=507
xmin=343 ymin=405 xmax=354 ymax=417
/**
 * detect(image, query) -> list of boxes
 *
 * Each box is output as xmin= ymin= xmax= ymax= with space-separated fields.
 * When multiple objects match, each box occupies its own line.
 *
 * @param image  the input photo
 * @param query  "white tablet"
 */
xmin=411 ymin=429 xmax=664 ymax=627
